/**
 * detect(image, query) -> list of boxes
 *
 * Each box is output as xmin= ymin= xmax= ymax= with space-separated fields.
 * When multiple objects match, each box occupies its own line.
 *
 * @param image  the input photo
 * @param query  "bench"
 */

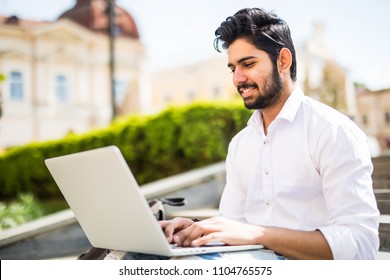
xmin=372 ymin=155 xmax=390 ymax=252
xmin=372 ymin=156 xmax=390 ymax=191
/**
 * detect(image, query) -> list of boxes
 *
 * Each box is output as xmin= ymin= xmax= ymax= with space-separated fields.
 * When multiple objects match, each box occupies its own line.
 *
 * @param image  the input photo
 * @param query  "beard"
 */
xmin=239 ymin=64 xmax=283 ymax=110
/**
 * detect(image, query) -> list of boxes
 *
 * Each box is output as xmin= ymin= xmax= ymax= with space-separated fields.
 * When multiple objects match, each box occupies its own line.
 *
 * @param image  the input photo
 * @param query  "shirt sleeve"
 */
xmin=219 ymin=139 xmax=247 ymax=222
xmin=313 ymin=119 xmax=379 ymax=259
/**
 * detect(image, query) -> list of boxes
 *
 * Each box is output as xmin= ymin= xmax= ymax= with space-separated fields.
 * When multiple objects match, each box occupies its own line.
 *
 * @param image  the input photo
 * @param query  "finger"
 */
xmin=158 ymin=220 xmax=177 ymax=243
xmin=160 ymin=218 xmax=194 ymax=243
xmin=191 ymin=232 xmax=224 ymax=247
xmin=158 ymin=220 xmax=169 ymax=231
xmin=180 ymin=223 xmax=221 ymax=247
xmin=174 ymin=224 xmax=201 ymax=246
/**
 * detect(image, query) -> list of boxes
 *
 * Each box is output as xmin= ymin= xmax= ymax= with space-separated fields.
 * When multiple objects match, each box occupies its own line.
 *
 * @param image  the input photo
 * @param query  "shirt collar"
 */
xmin=275 ymin=87 xmax=304 ymax=123
xmin=247 ymin=110 xmax=262 ymax=131
xmin=247 ymin=87 xmax=304 ymax=128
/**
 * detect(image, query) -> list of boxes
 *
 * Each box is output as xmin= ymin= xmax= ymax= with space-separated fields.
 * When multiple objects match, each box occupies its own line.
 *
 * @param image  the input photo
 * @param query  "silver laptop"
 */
xmin=45 ymin=146 xmax=263 ymax=257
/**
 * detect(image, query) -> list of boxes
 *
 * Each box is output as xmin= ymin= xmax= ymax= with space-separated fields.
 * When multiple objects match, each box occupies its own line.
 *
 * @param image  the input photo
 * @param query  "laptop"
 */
xmin=45 ymin=146 xmax=263 ymax=257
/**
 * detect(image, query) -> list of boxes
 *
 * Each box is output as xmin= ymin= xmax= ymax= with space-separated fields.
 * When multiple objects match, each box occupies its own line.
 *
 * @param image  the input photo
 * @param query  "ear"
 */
xmin=278 ymin=47 xmax=292 ymax=74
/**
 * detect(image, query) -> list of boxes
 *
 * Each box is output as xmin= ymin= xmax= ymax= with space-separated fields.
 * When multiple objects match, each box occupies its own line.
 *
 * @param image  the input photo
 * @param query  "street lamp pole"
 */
xmin=107 ymin=0 xmax=116 ymax=121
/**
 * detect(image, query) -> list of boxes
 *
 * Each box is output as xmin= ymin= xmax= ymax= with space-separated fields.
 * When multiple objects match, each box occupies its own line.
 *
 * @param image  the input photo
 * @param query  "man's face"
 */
xmin=227 ymin=38 xmax=283 ymax=110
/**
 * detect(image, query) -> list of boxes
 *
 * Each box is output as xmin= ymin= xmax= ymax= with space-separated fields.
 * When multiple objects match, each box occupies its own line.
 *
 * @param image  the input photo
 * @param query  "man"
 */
xmin=160 ymin=7 xmax=379 ymax=260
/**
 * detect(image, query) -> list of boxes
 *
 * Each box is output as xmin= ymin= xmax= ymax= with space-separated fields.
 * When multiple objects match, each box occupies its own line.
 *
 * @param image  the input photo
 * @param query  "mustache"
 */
xmin=237 ymin=83 xmax=258 ymax=92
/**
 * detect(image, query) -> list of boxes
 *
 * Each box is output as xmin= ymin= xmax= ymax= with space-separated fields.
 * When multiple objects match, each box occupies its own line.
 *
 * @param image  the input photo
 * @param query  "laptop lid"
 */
xmin=45 ymin=146 xmax=262 ymax=256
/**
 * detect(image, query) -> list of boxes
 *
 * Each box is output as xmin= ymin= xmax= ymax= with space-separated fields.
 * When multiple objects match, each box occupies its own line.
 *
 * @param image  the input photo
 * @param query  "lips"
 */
xmin=238 ymin=85 xmax=257 ymax=99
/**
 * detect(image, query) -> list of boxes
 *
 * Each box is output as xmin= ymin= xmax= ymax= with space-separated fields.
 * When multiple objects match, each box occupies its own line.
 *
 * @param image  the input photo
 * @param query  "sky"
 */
xmin=0 ymin=0 xmax=389 ymax=90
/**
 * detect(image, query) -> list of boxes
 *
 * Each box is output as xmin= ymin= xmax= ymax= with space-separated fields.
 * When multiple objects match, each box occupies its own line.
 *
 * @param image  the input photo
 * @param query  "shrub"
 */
xmin=0 ymin=193 xmax=44 ymax=230
xmin=0 ymin=102 xmax=252 ymax=200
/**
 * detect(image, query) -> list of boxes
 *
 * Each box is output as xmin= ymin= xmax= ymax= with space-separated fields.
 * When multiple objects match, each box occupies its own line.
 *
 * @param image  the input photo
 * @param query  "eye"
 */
xmin=229 ymin=67 xmax=235 ymax=73
xmin=244 ymin=62 xmax=254 ymax=68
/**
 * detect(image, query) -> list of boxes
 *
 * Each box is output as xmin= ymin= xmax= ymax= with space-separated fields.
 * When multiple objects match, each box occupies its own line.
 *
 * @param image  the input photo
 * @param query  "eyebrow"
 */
xmin=227 ymin=56 xmax=256 ymax=68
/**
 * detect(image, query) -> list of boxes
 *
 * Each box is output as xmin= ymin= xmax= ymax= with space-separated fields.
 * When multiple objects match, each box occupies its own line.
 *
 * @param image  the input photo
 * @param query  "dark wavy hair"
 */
xmin=214 ymin=8 xmax=297 ymax=81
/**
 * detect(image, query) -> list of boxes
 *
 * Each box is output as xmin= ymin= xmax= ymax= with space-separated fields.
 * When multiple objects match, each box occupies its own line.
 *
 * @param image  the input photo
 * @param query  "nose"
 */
xmin=233 ymin=67 xmax=247 ymax=86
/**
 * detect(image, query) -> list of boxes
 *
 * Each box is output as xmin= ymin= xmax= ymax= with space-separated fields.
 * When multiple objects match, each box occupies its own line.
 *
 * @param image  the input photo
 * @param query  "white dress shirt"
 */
xmin=219 ymin=87 xmax=380 ymax=259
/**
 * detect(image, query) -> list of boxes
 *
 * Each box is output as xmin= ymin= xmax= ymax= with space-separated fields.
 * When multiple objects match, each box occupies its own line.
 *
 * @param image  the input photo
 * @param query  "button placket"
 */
xmin=262 ymin=136 xmax=273 ymax=220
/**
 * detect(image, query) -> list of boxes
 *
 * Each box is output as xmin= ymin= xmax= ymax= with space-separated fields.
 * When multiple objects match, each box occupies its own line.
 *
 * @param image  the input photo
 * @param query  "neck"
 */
xmin=261 ymin=81 xmax=294 ymax=135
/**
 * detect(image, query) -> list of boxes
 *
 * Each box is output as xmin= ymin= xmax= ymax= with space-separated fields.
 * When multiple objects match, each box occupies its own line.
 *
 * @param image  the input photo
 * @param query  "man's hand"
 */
xmin=160 ymin=216 xmax=333 ymax=259
xmin=170 ymin=216 xmax=264 ymax=247
xmin=159 ymin=217 xmax=195 ymax=244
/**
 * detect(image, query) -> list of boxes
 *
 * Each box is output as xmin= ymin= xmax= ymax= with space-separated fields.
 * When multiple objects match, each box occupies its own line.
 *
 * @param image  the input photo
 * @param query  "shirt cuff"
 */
xmin=316 ymin=225 xmax=358 ymax=260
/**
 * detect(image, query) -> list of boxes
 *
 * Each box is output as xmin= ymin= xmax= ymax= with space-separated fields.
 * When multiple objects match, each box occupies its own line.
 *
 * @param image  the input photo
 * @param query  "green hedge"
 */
xmin=0 ymin=102 xmax=252 ymax=200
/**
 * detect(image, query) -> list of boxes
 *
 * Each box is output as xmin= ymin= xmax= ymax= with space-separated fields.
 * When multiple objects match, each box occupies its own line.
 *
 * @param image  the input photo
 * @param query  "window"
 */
xmin=114 ymin=80 xmax=127 ymax=105
xmin=213 ymin=86 xmax=220 ymax=99
xmin=9 ymin=71 xmax=24 ymax=102
xmin=55 ymin=75 xmax=69 ymax=103
xmin=187 ymin=91 xmax=195 ymax=102
xmin=164 ymin=92 xmax=172 ymax=105
xmin=362 ymin=115 xmax=368 ymax=126
xmin=114 ymin=25 xmax=122 ymax=37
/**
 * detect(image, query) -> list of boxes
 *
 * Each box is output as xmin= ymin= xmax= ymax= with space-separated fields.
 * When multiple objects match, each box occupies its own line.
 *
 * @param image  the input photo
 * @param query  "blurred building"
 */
xmin=0 ymin=4 xmax=388 ymax=157
xmin=356 ymin=88 xmax=390 ymax=155
xmin=0 ymin=0 xmax=144 ymax=148
xmin=150 ymin=56 xmax=236 ymax=113
xmin=296 ymin=22 xmax=389 ymax=156
xmin=297 ymin=22 xmax=357 ymax=118
xmin=151 ymin=22 xmax=357 ymax=118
